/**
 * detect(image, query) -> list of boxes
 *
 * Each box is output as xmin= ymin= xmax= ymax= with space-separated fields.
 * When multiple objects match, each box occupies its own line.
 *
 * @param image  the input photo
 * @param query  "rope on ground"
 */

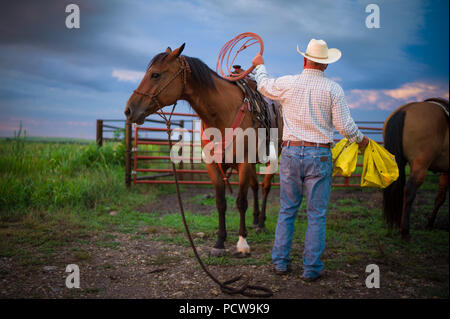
xmin=156 ymin=105 xmax=273 ymax=298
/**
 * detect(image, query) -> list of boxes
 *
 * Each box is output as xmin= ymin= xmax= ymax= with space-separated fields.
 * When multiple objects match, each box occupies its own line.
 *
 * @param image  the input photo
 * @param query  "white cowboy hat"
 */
xmin=297 ymin=39 xmax=342 ymax=64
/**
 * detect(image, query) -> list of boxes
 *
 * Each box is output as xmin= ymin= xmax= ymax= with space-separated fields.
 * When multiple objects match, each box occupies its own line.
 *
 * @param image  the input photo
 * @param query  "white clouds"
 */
xmin=112 ymin=69 xmax=144 ymax=83
xmin=383 ymin=82 xmax=448 ymax=100
xmin=346 ymin=81 xmax=449 ymax=110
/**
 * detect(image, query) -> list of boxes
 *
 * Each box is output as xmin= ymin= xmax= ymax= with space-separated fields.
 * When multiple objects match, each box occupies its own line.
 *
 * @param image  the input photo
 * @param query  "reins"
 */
xmin=136 ymin=56 xmax=273 ymax=298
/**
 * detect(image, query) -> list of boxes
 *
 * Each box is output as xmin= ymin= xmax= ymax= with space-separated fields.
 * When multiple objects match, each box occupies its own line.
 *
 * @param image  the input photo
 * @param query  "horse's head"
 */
xmin=124 ymin=43 xmax=186 ymax=124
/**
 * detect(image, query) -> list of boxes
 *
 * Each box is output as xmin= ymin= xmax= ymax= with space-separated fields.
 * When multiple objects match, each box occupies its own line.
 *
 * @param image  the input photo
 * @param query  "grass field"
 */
xmin=0 ymin=136 xmax=448 ymax=298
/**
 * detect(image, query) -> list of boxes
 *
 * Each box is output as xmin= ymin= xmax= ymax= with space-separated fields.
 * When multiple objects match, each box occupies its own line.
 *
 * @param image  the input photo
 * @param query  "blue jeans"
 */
xmin=272 ymin=145 xmax=332 ymax=278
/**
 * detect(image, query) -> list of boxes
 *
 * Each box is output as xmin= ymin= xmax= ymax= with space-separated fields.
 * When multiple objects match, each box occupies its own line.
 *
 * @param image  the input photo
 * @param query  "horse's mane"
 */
xmin=148 ymin=52 xmax=220 ymax=91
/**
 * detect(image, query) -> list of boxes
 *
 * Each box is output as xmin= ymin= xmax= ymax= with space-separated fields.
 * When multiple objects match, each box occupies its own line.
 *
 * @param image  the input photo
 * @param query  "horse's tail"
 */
xmin=383 ymin=109 xmax=407 ymax=228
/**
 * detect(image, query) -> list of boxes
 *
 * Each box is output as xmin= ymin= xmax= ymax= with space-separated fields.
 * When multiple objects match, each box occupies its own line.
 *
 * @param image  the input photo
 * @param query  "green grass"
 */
xmin=0 ymin=137 xmax=178 ymax=263
xmin=0 ymin=137 xmax=447 ymax=297
xmin=0 ymin=138 xmax=127 ymax=215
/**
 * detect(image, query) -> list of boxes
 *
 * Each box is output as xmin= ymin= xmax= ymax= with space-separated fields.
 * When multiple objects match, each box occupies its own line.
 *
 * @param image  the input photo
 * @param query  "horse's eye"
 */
xmin=151 ymin=73 xmax=160 ymax=79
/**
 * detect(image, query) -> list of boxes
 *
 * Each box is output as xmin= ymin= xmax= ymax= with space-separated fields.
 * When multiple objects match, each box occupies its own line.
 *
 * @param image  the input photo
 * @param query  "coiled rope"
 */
xmin=216 ymin=32 xmax=264 ymax=81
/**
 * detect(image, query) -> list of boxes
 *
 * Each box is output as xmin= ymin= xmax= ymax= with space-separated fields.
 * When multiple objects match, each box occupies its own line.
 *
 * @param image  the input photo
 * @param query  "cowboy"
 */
xmin=252 ymin=39 xmax=369 ymax=281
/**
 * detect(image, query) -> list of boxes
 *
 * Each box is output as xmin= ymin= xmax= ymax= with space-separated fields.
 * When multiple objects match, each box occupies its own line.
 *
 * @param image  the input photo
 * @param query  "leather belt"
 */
xmin=282 ymin=140 xmax=331 ymax=148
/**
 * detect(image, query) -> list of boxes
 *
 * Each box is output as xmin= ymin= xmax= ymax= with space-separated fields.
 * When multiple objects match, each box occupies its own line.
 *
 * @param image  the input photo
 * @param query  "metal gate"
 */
xmin=125 ymin=112 xmax=384 ymax=188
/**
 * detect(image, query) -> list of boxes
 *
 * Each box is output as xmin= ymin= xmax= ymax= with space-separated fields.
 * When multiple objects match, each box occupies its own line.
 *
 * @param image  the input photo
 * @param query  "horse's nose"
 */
xmin=124 ymin=105 xmax=132 ymax=119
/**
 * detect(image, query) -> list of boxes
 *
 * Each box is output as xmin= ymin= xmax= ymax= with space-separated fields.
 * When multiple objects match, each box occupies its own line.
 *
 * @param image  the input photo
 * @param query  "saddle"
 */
xmin=232 ymin=66 xmax=281 ymax=143
xmin=207 ymin=66 xmax=282 ymax=193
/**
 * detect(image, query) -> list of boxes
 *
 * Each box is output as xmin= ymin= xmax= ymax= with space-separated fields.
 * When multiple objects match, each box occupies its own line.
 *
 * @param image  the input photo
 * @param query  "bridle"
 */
xmin=133 ymin=55 xmax=191 ymax=111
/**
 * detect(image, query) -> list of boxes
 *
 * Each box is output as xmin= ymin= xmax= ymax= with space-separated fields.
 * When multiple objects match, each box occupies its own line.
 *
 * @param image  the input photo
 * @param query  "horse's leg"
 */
xmin=258 ymin=172 xmax=274 ymax=231
xmin=401 ymin=164 xmax=427 ymax=240
xmin=249 ymin=165 xmax=261 ymax=228
xmin=236 ymin=163 xmax=251 ymax=257
xmin=426 ymin=173 xmax=449 ymax=229
xmin=206 ymin=163 xmax=227 ymax=256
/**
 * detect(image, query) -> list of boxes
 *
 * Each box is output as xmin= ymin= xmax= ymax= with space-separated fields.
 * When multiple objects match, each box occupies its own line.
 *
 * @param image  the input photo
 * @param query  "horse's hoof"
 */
xmin=233 ymin=251 xmax=251 ymax=258
xmin=210 ymin=248 xmax=226 ymax=257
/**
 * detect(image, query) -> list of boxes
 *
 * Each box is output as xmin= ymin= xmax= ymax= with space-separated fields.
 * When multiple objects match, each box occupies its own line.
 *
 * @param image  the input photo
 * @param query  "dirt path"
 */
xmin=0 ymin=232 xmax=443 ymax=299
xmin=1 ymin=187 xmax=448 ymax=299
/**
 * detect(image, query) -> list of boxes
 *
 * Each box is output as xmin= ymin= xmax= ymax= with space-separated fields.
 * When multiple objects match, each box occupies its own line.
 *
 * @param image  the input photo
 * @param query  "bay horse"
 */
xmin=383 ymin=98 xmax=449 ymax=240
xmin=124 ymin=44 xmax=282 ymax=256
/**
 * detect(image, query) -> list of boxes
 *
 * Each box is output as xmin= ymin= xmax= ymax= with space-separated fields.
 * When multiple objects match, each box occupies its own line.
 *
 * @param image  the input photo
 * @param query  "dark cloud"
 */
xmin=0 ymin=0 xmax=120 ymax=51
xmin=0 ymin=0 xmax=154 ymax=95
xmin=0 ymin=0 xmax=447 ymax=138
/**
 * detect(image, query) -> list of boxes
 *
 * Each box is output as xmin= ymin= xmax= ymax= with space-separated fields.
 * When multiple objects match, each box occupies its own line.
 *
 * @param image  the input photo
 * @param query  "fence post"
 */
xmin=125 ymin=122 xmax=132 ymax=188
xmin=344 ymin=176 xmax=350 ymax=187
xmin=96 ymin=119 xmax=103 ymax=147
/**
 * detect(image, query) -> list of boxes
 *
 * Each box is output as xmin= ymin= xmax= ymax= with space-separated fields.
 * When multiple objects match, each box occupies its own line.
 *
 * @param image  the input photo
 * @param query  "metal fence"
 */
xmin=96 ymin=113 xmax=384 ymax=188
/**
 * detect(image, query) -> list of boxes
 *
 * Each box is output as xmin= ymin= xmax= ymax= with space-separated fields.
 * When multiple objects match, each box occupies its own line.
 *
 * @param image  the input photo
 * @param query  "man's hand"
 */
xmin=358 ymin=136 xmax=369 ymax=149
xmin=252 ymin=53 xmax=264 ymax=66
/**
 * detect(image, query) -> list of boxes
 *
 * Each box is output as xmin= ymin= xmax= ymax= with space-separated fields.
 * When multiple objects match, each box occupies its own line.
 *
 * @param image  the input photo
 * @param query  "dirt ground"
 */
xmin=0 ymin=187 xmax=448 ymax=299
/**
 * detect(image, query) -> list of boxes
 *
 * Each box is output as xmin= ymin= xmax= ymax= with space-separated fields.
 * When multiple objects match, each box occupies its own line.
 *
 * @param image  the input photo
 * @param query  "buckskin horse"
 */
xmin=383 ymin=98 xmax=449 ymax=240
xmin=124 ymin=44 xmax=283 ymax=256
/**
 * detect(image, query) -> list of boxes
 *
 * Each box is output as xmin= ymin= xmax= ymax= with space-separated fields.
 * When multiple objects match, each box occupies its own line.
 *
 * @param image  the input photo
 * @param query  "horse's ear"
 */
xmin=165 ymin=47 xmax=172 ymax=53
xmin=168 ymin=43 xmax=185 ymax=59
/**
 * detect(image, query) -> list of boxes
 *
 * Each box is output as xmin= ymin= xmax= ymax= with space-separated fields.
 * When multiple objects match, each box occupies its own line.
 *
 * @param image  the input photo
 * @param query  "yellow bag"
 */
xmin=331 ymin=138 xmax=359 ymax=177
xmin=361 ymin=139 xmax=399 ymax=188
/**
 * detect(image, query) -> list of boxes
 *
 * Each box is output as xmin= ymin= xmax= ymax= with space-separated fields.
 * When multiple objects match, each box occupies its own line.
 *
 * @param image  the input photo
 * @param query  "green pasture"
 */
xmin=0 ymin=136 xmax=448 ymax=297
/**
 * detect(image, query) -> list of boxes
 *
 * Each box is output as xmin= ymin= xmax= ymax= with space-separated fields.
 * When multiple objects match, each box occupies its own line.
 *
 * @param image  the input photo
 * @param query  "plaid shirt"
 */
xmin=254 ymin=65 xmax=363 ymax=144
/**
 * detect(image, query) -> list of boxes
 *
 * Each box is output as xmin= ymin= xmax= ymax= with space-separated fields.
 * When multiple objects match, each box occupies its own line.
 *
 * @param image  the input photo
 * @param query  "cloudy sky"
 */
xmin=0 ymin=0 xmax=448 ymax=139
